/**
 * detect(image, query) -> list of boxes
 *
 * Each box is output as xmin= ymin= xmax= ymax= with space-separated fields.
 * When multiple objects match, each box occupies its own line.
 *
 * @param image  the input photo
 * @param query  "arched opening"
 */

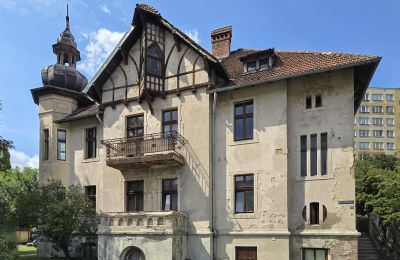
xmin=146 ymin=43 xmax=163 ymax=77
xmin=122 ymin=247 xmax=145 ymax=260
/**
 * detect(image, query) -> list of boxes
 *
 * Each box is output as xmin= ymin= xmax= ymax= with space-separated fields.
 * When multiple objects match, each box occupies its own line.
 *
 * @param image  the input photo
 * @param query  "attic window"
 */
xmin=246 ymin=61 xmax=256 ymax=72
xmin=245 ymin=57 xmax=271 ymax=73
xmin=259 ymin=58 xmax=270 ymax=70
xmin=147 ymin=43 xmax=163 ymax=77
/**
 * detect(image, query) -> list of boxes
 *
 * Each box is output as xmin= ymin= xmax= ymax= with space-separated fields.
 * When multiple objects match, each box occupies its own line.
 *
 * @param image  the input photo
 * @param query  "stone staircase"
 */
xmin=359 ymin=233 xmax=380 ymax=260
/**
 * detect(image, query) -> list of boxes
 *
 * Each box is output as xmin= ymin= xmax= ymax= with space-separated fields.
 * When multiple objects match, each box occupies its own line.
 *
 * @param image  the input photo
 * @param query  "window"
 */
xmin=57 ymin=130 xmax=66 ymax=161
xmin=373 ymin=130 xmax=384 ymax=138
xmin=359 ymin=154 xmax=369 ymax=160
xmin=373 ymin=142 xmax=384 ymax=150
xmin=234 ymin=101 xmax=254 ymax=141
xmin=146 ymin=43 xmax=163 ymax=77
xmin=320 ymin=133 xmax=327 ymax=175
xmin=372 ymin=106 xmax=383 ymax=113
xmin=246 ymin=61 xmax=256 ymax=72
xmin=363 ymin=93 xmax=369 ymax=101
xmin=359 ymin=106 xmax=369 ymax=113
xmin=387 ymin=106 xmax=394 ymax=113
xmin=127 ymin=115 xmax=144 ymax=138
xmin=310 ymin=134 xmax=317 ymax=176
xmin=306 ymin=96 xmax=312 ymax=109
xmin=236 ymin=247 xmax=257 ymax=260
xmin=387 ymin=142 xmax=395 ymax=150
xmin=372 ymin=118 xmax=383 ymax=125
xmin=300 ymin=135 xmax=307 ymax=177
xmin=162 ymin=109 xmax=178 ymax=133
xmin=386 ymin=94 xmax=394 ymax=101
xmin=259 ymin=58 xmax=269 ymax=70
xmin=359 ymin=130 xmax=370 ymax=137
xmin=127 ymin=181 xmax=144 ymax=212
xmin=372 ymin=94 xmax=383 ymax=101
xmin=359 ymin=142 xmax=370 ymax=150
xmin=85 ymin=128 xmax=96 ymax=159
xmin=315 ymin=95 xmax=322 ymax=108
xmin=162 ymin=179 xmax=178 ymax=211
xmin=387 ymin=118 xmax=395 ymax=126
xmin=310 ymin=202 xmax=319 ymax=225
xmin=85 ymin=186 xmax=96 ymax=208
xmin=234 ymin=174 xmax=254 ymax=213
xmin=387 ymin=130 xmax=395 ymax=138
xmin=303 ymin=248 xmax=328 ymax=260
xmin=359 ymin=117 xmax=370 ymax=125
xmin=43 ymin=129 xmax=49 ymax=161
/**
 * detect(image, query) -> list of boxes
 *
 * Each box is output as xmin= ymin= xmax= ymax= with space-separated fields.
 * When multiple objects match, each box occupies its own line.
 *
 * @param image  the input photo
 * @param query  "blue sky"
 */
xmin=0 ymin=0 xmax=399 ymax=168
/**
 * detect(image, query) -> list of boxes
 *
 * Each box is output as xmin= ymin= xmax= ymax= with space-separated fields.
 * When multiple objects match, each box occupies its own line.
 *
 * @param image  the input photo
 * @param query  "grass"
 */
xmin=17 ymin=244 xmax=37 ymax=254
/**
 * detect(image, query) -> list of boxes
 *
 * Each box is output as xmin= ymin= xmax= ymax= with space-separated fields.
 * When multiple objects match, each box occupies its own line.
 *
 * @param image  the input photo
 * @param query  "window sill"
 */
xmin=82 ymin=157 xmax=100 ymax=163
xmin=296 ymin=175 xmax=334 ymax=181
xmin=230 ymin=212 xmax=258 ymax=219
xmin=229 ymin=138 xmax=259 ymax=146
xmin=303 ymin=106 xmax=325 ymax=112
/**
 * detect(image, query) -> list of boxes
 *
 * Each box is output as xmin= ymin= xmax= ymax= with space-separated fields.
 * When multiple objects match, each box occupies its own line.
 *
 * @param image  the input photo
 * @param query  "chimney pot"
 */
xmin=211 ymin=26 xmax=232 ymax=59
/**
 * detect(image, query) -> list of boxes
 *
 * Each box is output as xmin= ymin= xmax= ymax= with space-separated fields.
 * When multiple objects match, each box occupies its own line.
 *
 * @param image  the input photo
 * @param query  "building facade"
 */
xmin=31 ymin=4 xmax=380 ymax=260
xmin=354 ymin=87 xmax=400 ymax=159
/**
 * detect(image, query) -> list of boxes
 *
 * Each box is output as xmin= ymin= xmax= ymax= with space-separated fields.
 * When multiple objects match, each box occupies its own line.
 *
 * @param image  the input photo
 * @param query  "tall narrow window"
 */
xmin=85 ymin=128 xmax=96 ymax=159
xmin=162 ymin=179 xmax=178 ymax=211
xmin=236 ymin=247 xmax=257 ymax=260
xmin=300 ymin=135 xmax=307 ymax=177
xmin=127 ymin=115 xmax=144 ymax=138
xmin=162 ymin=109 xmax=178 ymax=133
xmin=127 ymin=181 xmax=144 ymax=212
xmin=234 ymin=101 xmax=254 ymax=141
xmin=310 ymin=202 xmax=319 ymax=225
xmin=146 ymin=43 xmax=163 ymax=77
xmin=57 ymin=130 xmax=66 ymax=161
xmin=306 ymin=96 xmax=312 ymax=109
xmin=320 ymin=133 xmax=327 ymax=175
xmin=234 ymin=174 xmax=254 ymax=213
xmin=43 ymin=129 xmax=49 ymax=161
xmin=303 ymin=248 xmax=328 ymax=260
xmin=310 ymin=134 xmax=317 ymax=176
xmin=315 ymin=95 xmax=322 ymax=108
xmin=85 ymin=186 xmax=96 ymax=208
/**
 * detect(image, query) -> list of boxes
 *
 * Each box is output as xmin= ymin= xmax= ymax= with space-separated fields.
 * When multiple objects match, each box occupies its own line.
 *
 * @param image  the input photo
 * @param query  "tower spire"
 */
xmin=66 ymin=4 xmax=70 ymax=30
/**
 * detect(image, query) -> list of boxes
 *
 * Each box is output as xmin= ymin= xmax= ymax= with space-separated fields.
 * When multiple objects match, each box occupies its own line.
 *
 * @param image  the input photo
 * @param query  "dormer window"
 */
xmin=146 ymin=43 xmax=163 ymax=77
xmin=259 ymin=58 xmax=270 ymax=70
xmin=246 ymin=61 xmax=256 ymax=72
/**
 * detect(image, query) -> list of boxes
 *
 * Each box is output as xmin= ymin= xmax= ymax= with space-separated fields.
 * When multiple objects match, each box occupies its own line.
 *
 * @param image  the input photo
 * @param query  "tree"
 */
xmin=0 ymin=101 xmax=13 ymax=171
xmin=23 ymin=180 xmax=100 ymax=258
xmin=356 ymin=154 xmax=400 ymax=226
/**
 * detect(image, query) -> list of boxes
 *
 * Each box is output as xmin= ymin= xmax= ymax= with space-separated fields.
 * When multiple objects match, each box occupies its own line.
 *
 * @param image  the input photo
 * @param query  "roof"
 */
xmin=221 ymin=49 xmax=381 ymax=87
xmin=54 ymin=104 xmax=101 ymax=123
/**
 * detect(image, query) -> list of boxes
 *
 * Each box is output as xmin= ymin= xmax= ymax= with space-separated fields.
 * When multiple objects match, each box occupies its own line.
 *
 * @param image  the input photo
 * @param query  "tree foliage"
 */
xmin=356 ymin=154 xmax=400 ymax=226
xmin=0 ymin=101 xmax=13 ymax=172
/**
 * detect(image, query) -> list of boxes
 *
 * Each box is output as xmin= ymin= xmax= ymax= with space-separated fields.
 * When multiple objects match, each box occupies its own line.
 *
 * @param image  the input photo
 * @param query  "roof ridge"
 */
xmin=276 ymin=49 xmax=379 ymax=58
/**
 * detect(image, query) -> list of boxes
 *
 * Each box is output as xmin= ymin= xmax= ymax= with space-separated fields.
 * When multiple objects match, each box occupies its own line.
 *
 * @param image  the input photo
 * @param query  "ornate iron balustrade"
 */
xmin=100 ymin=131 xmax=186 ymax=169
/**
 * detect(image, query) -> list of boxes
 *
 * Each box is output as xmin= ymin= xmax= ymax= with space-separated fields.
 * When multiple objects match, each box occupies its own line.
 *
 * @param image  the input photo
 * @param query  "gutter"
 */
xmin=211 ymin=91 xmax=217 ymax=260
xmin=208 ymin=58 xmax=381 ymax=94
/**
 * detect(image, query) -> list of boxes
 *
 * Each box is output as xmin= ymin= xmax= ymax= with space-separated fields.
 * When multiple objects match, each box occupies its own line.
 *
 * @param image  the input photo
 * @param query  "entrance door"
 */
xmin=125 ymin=248 xmax=145 ymax=260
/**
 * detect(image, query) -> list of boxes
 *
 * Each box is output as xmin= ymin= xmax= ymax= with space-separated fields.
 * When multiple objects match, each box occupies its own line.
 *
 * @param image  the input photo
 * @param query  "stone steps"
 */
xmin=358 ymin=234 xmax=380 ymax=260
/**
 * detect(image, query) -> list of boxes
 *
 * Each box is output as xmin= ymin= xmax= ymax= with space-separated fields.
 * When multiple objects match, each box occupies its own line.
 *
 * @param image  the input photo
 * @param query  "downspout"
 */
xmin=211 ymin=90 xmax=217 ymax=260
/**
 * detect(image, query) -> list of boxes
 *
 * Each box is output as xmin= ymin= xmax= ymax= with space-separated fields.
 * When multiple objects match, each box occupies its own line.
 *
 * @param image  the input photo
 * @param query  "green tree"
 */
xmin=25 ymin=180 xmax=100 ymax=258
xmin=0 ymin=101 xmax=13 ymax=171
xmin=356 ymin=154 xmax=400 ymax=226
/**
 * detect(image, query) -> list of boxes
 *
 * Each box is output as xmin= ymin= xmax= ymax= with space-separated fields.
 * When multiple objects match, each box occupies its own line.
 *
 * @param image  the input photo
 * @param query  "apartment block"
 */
xmin=354 ymin=88 xmax=400 ymax=159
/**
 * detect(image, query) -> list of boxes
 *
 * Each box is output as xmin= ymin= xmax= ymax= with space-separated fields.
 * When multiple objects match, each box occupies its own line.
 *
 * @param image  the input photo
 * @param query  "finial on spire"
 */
xmin=66 ymin=4 xmax=70 ymax=30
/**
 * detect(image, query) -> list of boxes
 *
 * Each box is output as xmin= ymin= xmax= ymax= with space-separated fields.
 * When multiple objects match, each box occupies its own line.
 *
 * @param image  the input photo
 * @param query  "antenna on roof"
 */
xmin=66 ymin=4 xmax=70 ymax=30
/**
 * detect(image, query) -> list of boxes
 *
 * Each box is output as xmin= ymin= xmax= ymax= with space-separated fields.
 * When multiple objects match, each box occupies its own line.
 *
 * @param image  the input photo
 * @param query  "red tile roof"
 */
xmin=221 ymin=48 xmax=380 ymax=87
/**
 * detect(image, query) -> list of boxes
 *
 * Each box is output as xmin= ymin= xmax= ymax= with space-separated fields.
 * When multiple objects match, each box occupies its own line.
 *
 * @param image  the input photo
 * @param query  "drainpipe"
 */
xmin=211 ymin=90 xmax=217 ymax=260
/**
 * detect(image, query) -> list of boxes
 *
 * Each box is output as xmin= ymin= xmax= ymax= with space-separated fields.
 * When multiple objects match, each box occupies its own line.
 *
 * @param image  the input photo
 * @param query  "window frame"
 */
xmin=235 ymin=246 xmax=257 ymax=260
xmin=309 ymin=202 xmax=320 ymax=225
xmin=146 ymin=43 xmax=163 ymax=78
xmin=302 ymin=248 xmax=328 ymax=260
xmin=234 ymin=100 xmax=254 ymax=141
xmin=126 ymin=114 xmax=144 ymax=138
xmin=85 ymin=127 xmax=97 ymax=159
xmin=234 ymin=174 xmax=254 ymax=214
xmin=126 ymin=180 xmax=144 ymax=212
xmin=162 ymin=178 xmax=178 ymax=211
xmin=246 ymin=61 xmax=257 ymax=72
xmin=305 ymin=96 xmax=312 ymax=109
xmin=84 ymin=185 xmax=96 ymax=209
xmin=162 ymin=109 xmax=178 ymax=133
xmin=43 ymin=129 xmax=49 ymax=161
xmin=57 ymin=129 xmax=66 ymax=161
xmin=315 ymin=95 xmax=322 ymax=108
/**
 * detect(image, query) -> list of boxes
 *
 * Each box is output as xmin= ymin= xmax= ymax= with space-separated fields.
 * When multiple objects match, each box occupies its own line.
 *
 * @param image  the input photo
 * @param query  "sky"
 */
xmin=0 ymin=0 xmax=399 ymax=168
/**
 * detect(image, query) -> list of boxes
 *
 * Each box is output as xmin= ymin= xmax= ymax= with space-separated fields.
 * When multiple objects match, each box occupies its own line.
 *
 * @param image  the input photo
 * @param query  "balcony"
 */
xmin=101 ymin=132 xmax=185 ymax=170
xmin=98 ymin=211 xmax=187 ymax=235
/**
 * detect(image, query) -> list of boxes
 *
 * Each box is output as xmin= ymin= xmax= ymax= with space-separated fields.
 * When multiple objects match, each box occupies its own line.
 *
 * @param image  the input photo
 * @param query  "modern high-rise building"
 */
xmin=354 ymin=87 xmax=400 ymax=159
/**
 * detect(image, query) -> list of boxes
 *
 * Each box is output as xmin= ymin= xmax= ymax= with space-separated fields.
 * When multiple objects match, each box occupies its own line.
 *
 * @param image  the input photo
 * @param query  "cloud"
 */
xmin=184 ymin=29 xmax=200 ymax=43
xmin=77 ymin=28 xmax=124 ymax=76
xmin=99 ymin=4 xmax=110 ymax=14
xmin=10 ymin=149 xmax=39 ymax=169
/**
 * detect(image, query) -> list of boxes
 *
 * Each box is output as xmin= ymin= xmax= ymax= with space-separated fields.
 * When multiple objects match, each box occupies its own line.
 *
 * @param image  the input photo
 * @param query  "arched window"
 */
xmin=146 ymin=43 xmax=163 ymax=77
xmin=125 ymin=247 xmax=145 ymax=260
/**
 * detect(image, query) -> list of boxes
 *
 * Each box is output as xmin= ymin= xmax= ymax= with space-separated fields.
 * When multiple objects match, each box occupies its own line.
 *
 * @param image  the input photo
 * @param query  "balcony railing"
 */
xmin=98 ymin=211 xmax=187 ymax=235
xmin=100 ymin=131 xmax=185 ymax=169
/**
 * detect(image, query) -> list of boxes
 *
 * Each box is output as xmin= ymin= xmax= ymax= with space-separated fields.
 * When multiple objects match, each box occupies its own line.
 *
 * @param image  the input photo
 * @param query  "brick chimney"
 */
xmin=211 ymin=26 xmax=232 ymax=59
